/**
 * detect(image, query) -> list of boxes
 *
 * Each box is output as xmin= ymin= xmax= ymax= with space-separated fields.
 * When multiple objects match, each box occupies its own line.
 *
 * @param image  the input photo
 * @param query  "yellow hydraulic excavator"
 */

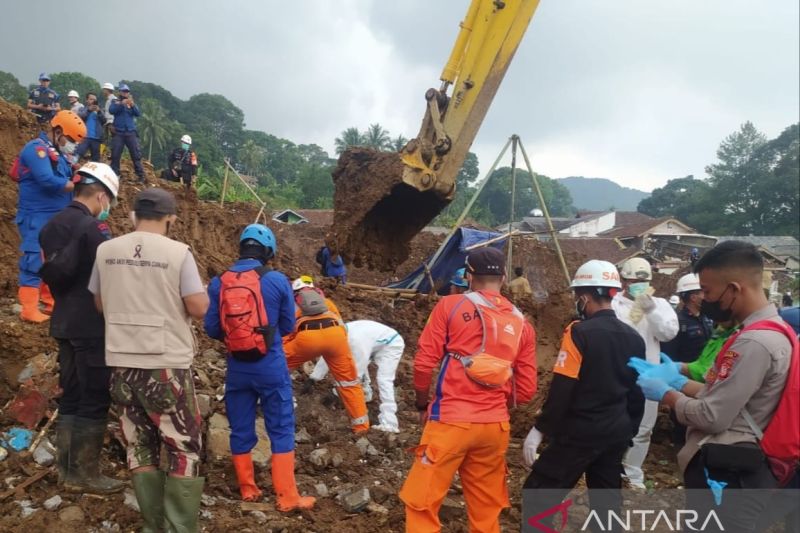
xmin=331 ymin=0 xmax=542 ymax=270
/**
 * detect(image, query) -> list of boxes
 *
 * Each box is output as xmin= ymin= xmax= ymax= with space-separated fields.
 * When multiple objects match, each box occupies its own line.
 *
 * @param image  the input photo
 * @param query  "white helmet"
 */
xmin=76 ymin=162 xmax=119 ymax=199
xmin=570 ymin=260 xmax=622 ymax=289
xmin=102 ymin=82 xmax=115 ymax=91
xmin=676 ymin=273 xmax=701 ymax=294
xmin=67 ymin=90 xmax=79 ymax=98
xmin=669 ymin=295 xmax=680 ymax=306
xmin=292 ymin=275 xmax=315 ymax=291
xmin=180 ymin=134 xmax=192 ymax=145
xmin=620 ymin=257 xmax=652 ymax=281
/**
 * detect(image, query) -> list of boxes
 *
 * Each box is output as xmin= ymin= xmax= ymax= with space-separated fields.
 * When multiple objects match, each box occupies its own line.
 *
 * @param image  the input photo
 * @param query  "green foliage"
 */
xmin=48 ymin=72 xmax=100 ymax=101
xmin=137 ymin=99 xmax=171 ymax=161
xmin=335 ymin=127 xmax=365 ymax=155
xmin=0 ymin=71 xmax=27 ymax=106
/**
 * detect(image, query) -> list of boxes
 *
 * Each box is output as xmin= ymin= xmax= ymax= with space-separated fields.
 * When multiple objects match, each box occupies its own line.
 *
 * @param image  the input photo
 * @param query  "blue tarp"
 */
xmin=389 ymin=227 xmax=506 ymax=293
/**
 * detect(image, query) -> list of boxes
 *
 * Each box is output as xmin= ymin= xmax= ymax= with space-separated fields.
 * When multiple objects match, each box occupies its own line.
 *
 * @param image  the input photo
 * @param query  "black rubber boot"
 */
xmin=133 ymin=470 xmax=166 ymax=533
xmin=55 ymin=414 xmax=76 ymax=485
xmin=164 ymin=476 xmax=205 ymax=533
xmin=65 ymin=417 xmax=125 ymax=494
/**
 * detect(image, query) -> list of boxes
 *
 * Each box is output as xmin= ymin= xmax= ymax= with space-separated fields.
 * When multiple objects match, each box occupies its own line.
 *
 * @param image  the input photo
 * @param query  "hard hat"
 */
xmin=39 ymin=72 xmax=51 ymax=81
xmin=50 ymin=110 xmax=87 ymax=142
xmin=450 ymin=267 xmax=468 ymax=288
xmin=67 ymin=90 xmax=79 ymax=98
xmin=676 ymin=273 xmax=701 ymax=294
xmin=239 ymin=224 xmax=276 ymax=254
xmin=620 ymin=257 xmax=652 ymax=281
xmin=570 ymin=260 xmax=622 ymax=289
xmin=292 ymin=276 xmax=315 ymax=291
xmin=180 ymin=134 xmax=192 ymax=145
xmin=669 ymin=295 xmax=680 ymax=305
xmin=102 ymin=82 xmax=115 ymax=91
xmin=118 ymin=83 xmax=130 ymax=92
xmin=76 ymin=162 xmax=119 ymax=199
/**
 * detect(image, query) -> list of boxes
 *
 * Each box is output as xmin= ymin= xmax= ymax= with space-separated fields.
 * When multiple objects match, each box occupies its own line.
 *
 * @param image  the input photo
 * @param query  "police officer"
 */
xmin=39 ymin=162 xmax=122 ymax=494
xmin=164 ymin=134 xmax=198 ymax=190
xmin=89 ymin=188 xmax=209 ymax=531
xmin=27 ymin=73 xmax=60 ymax=123
xmin=76 ymin=93 xmax=105 ymax=162
xmin=663 ymin=273 xmax=714 ymax=364
xmin=108 ymin=84 xmax=145 ymax=183
xmin=523 ymin=260 xmax=645 ymax=524
xmin=14 ymin=110 xmax=85 ymax=322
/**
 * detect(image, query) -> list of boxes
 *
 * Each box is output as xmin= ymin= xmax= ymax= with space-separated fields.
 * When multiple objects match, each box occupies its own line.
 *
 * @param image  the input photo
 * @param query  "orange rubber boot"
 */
xmin=19 ymin=287 xmax=49 ymax=323
xmin=271 ymin=451 xmax=316 ymax=512
xmin=231 ymin=453 xmax=263 ymax=502
xmin=40 ymin=283 xmax=55 ymax=315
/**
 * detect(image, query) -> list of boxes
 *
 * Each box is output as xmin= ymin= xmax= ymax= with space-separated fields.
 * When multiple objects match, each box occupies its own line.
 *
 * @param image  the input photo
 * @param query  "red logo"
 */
xmin=528 ymin=499 xmax=573 ymax=533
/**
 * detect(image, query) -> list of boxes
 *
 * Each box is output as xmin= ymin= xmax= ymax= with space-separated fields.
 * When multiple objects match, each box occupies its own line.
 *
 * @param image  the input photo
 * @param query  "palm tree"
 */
xmin=391 ymin=134 xmax=409 ymax=152
xmin=238 ymin=139 xmax=265 ymax=177
xmin=137 ymin=99 xmax=169 ymax=161
xmin=363 ymin=123 xmax=391 ymax=151
xmin=334 ymin=127 xmax=365 ymax=155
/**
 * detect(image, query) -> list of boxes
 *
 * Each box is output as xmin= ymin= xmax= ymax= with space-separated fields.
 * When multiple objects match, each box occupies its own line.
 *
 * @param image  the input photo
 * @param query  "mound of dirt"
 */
xmin=331 ymin=148 xmax=450 ymax=271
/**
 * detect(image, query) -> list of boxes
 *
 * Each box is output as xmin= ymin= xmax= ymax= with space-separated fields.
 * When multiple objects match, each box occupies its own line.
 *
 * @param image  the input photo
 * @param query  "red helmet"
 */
xmin=50 ymin=110 xmax=87 ymax=142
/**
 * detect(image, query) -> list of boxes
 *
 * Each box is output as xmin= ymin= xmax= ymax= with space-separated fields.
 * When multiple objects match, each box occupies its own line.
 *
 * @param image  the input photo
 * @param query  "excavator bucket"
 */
xmin=331 ymin=148 xmax=450 ymax=271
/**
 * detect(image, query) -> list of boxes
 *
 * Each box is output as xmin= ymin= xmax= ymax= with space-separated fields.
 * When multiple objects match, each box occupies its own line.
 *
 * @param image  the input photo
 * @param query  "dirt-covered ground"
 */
xmin=0 ymin=97 xmax=683 ymax=532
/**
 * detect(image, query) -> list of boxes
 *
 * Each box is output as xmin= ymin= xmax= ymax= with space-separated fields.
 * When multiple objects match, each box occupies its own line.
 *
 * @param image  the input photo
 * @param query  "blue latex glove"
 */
xmin=627 ymin=356 xmax=656 ymax=376
xmin=657 ymin=352 xmax=689 ymax=390
xmin=704 ymin=468 xmax=727 ymax=505
xmin=629 ymin=353 xmax=688 ymax=391
xmin=636 ymin=376 xmax=673 ymax=401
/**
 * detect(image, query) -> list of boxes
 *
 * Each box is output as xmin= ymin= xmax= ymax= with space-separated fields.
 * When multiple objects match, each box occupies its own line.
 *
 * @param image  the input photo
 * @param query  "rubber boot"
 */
xmin=18 ymin=286 xmax=49 ymax=323
xmin=231 ymin=453 xmax=262 ymax=502
xmin=55 ymin=414 xmax=76 ymax=485
xmin=271 ymin=451 xmax=316 ymax=512
xmin=39 ymin=283 xmax=55 ymax=315
xmin=164 ymin=476 xmax=205 ymax=533
xmin=66 ymin=417 xmax=124 ymax=494
xmin=132 ymin=470 xmax=166 ymax=533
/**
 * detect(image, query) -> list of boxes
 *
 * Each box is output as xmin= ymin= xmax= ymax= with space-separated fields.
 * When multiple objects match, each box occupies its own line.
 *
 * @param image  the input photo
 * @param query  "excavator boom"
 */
xmin=332 ymin=0 xmax=542 ymax=270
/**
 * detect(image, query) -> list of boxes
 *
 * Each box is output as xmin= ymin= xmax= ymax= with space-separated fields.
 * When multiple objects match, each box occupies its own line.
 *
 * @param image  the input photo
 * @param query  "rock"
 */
xmin=295 ymin=427 xmax=311 ymax=444
xmin=11 ymin=303 xmax=22 ymax=315
xmin=33 ymin=439 xmax=55 ymax=466
xmin=201 ymin=494 xmax=217 ymax=507
xmin=123 ymin=489 xmax=140 ymax=512
xmin=355 ymin=437 xmax=377 ymax=456
xmin=200 ymin=510 xmax=213 ymax=520
xmin=207 ymin=413 xmax=271 ymax=464
xmin=43 ymin=495 xmax=63 ymax=511
xmin=308 ymin=448 xmax=330 ymax=468
xmin=366 ymin=502 xmax=389 ymax=514
xmin=331 ymin=452 xmax=344 ymax=468
xmin=101 ymin=520 xmax=120 ymax=531
xmin=314 ymin=483 xmax=329 ymax=497
xmin=21 ymin=506 xmax=38 ymax=519
xmin=59 ymin=505 xmax=85 ymax=522
xmin=341 ymin=487 xmax=371 ymax=513
xmin=249 ymin=510 xmax=268 ymax=524
xmin=201 ymin=348 xmax=221 ymax=359
xmin=196 ymin=394 xmax=212 ymax=419
xmin=371 ymin=484 xmax=392 ymax=504
xmin=0 ymin=446 xmax=7 ymax=461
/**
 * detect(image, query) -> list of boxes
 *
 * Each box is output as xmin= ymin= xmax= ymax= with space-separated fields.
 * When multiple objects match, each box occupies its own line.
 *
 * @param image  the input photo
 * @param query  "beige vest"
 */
xmin=95 ymin=231 xmax=196 ymax=369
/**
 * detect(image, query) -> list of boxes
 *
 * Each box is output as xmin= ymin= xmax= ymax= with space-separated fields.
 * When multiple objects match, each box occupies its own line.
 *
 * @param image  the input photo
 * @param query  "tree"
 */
xmin=48 ymin=72 xmax=100 ymax=102
xmin=0 ymin=71 xmax=26 ymax=106
xmin=637 ymin=175 xmax=715 ymax=230
xmin=334 ymin=127 xmax=365 ymax=155
xmin=182 ymin=93 xmax=245 ymax=160
xmin=238 ymin=139 xmax=265 ymax=178
xmin=137 ymin=99 xmax=170 ymax=161
xmin=391 ymin=134 xmax=409 ymax=152
xmin=363 ymin=123 xmax=391 ymax=151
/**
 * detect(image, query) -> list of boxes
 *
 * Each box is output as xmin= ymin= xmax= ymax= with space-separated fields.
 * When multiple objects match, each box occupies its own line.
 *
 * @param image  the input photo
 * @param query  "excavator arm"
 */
xmin=331 ymin=0 xmax=542 ymax=270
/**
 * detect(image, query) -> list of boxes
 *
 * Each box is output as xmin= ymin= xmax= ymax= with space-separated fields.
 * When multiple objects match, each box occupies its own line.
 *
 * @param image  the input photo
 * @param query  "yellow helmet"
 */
xmin=292 ymin=275 xmax=315 ymax=291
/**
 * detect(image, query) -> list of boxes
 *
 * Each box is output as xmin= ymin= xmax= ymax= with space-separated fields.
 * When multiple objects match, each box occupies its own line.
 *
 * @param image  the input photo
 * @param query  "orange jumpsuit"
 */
xmin=283 ymin=298 xmax=369 ymax=432
xmin=400 ymin=290 xmax=538 ymax=533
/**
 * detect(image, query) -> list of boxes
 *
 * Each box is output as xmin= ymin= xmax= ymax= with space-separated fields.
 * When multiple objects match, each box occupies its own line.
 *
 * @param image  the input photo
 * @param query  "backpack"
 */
xmin=445 ymin=292 xmax=526 ymax=389
xmin=38 ymin=217 xmax=97 ymax=290
xmin=721 ymin=319 xmax=800 ymax=486
xmin=315 ymin=247 xmax=327 ymax=276
xmin=295 ymin=286 xmax=328 ymax=317
xmin=219 ymin=266 xmax=274 ymax=362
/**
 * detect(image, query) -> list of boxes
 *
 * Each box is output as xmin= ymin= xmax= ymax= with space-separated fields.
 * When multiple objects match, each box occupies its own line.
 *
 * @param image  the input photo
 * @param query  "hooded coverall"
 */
xmin=309 ymin=320 xmax=404 ymax=432
xmin=612 ymin=292 xmax=678 ymax=487
xmin=400 ymin=290 xmax=537 ymax=533
xmin=283 ymin=298 xmax=368 ymax=432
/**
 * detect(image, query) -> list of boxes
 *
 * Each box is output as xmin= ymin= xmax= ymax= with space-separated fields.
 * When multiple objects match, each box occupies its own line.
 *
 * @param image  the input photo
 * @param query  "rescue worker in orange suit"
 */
xmin=400 ymin=247 xmax=537 ymax=533
xmin=14 ymin=110 xmax=85 ymax=322
xmin=521 ymin=260 xmax=645 ymax=525
xmin=283 ymin=276 xmax=369 ymax=433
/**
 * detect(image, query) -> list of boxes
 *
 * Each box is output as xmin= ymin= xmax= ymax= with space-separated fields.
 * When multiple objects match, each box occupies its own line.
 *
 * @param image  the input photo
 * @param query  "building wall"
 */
xmin=560 ymin=212 xmax=616 ymax=237
xmin=648 ymin=219 xmax=692 ymax=235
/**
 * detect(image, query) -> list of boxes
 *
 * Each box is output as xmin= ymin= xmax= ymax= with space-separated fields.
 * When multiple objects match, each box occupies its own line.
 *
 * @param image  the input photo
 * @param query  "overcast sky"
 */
xmin=2 ymin=0 xmax=798 ymax=192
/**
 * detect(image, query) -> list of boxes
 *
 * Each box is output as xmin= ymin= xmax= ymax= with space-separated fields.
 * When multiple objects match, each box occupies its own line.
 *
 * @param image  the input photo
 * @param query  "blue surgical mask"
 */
xmin=628 ymin=282 xmax=650 ymax=298
xmin=181 ymin=142 xmax=190 ymax=150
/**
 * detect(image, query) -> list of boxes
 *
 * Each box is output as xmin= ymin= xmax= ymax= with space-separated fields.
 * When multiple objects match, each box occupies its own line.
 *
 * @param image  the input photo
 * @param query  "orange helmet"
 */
xmin=50 ymin=110 xmax=87 ymax=143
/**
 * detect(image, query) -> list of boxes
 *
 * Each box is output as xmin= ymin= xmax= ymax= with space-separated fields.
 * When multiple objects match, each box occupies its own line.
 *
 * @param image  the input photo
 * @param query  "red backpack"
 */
xmin=718 ymin=319 xmax=800 ymax=485
xmin=219 ymin=266 xmax=274 ymax=362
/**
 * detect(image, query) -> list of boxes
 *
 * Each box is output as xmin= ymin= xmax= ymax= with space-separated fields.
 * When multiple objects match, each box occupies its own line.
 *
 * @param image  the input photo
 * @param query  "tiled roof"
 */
xmin=295 ymin=209 xmax=333 ymax=226
xmin=716 ymin=236 xmax=800 ymax=259
xmin=554 ymin=237 xmax=642 ymax=266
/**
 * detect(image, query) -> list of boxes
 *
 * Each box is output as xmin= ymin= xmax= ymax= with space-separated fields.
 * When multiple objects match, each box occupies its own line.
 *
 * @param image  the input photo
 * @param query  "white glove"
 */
xmin=636 ymin=293 xmax=656 ymax=313
xmin=373 ymin=424 xmax=400 ymax=433
xmin=522 ymin=427 xmax=543 ymax=467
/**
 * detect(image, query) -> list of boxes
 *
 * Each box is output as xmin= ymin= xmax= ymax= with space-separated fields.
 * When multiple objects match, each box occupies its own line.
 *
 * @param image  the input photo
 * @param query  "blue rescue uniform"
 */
xmin=28 ymin=85 xmax=60 ymax=123
xmin=205 ymin=259 xmax=297 ymax=454
xmin=15 ymin=133 xmax=73 ymax=287
xmin=108 ymin=99 xmax=144 ymax=179
xmin=321 ymin=247 xmax=347 ymax=283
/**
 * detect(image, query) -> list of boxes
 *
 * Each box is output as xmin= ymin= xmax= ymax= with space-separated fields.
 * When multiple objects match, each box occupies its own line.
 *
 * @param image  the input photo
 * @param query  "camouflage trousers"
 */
xmin=110 ymin=367 xmax=203 ymax=477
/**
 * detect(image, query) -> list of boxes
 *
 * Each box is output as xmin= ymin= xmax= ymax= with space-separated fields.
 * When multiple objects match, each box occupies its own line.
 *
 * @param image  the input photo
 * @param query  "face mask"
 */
xmin=700 ymin=285 xmax=736 ymax=323
xmin=627 ymin=282 xmax=650 ymax=298
xmin=60 ymin=138 xmax=77 ymax=155
xmin=97 ymin=197 xmax=111 ymax=221
xmin=181 ymin=143 xmax=190 ymax=150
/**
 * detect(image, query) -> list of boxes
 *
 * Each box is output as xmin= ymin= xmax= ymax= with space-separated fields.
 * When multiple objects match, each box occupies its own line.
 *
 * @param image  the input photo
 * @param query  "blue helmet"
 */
xmin=240 ymin=224 xmax=276 ymax=255
xmin=39 ymin=72 xmax=51 ymax=81
xmin=118 ymin=83 xmax=130 ymax=92
xmin=450 ymin=267 xmax=468 ymax=288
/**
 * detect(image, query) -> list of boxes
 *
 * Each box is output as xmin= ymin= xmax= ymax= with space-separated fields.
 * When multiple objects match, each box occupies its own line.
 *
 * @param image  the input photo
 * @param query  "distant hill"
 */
xmin=558 ymin=176 xmax=649 ymax=211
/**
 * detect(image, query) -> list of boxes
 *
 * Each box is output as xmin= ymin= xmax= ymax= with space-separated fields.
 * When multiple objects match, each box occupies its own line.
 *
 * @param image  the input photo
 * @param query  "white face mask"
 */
xmin=60 ymin=139 xmax=77 ymax=155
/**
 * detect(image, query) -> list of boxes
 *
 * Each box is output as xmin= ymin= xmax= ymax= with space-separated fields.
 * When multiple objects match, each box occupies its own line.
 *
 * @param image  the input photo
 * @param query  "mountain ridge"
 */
xmin=558 ymin=176 xmax=650 ymax=211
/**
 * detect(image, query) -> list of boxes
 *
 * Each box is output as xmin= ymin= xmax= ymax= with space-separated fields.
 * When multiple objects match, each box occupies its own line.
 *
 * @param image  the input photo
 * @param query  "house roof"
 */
xmin=716 ymin=236 xmax=800 ymax=260
xmin=598 ymin=216 xmax=693 ymax=239
xmin=272 ymin=209 xmax=308 ymax=224
xmin=295 ymin=209 xmax=333 ymax=226
xmin=554 ymin=237 xmax=642 ymax=266
xmin=519 ymin=217 xmax=574 ymax=233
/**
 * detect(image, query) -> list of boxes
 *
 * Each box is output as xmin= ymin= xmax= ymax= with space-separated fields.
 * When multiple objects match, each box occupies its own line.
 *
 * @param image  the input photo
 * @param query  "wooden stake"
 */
xmin=26 ymin=408 xmax=58 ymax=456
xmin=0 ymin=469 xmax=51 ymax=501
xmin=220 ymin=163 xmax=230 ymax=206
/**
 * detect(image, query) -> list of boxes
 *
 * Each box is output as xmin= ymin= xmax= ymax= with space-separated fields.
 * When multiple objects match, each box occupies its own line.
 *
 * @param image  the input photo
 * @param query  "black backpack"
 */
xmin=39 ymin=217 xmax=96 ymax=290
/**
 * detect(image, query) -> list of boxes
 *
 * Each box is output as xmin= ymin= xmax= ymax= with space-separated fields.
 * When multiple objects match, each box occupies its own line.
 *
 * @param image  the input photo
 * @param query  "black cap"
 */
xmin=465 ymin=247 xmax=506 ymax=276
xmin=134 ymin=188 xmax=176 ymax=215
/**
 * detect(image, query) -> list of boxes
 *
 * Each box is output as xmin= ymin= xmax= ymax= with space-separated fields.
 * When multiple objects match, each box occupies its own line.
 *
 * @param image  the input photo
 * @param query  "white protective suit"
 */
xmin=612 ymin=291 xmax=678 ymax=487
xmin=309 ymin=320 xmax=405 ymax=432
